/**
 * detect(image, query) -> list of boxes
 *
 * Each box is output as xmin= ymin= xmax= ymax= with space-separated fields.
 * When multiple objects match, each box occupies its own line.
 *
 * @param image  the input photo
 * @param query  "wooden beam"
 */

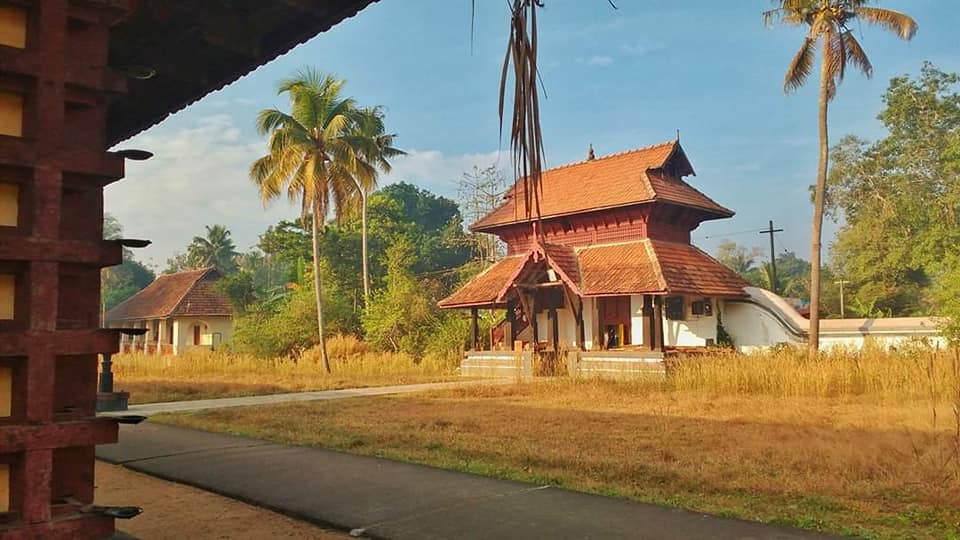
xmin=549 ymin=307 xmax=559 ymax=352
xmin=655 ymin=297 xmax=666 ymax=353
xmin=470 ymin=307 xmax=479 ymax=351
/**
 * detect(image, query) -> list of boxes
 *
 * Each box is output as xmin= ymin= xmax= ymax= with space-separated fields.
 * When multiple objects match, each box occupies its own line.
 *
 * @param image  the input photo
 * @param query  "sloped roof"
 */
xmin=438 ymin=255 xmax=529 ymax=309
xmin=106 ymin=268 xmax=233 ymax=322
xmin=471 ymin=141 xmax=732 ymax=231
xmin=577 ymin=240 xmax=750 ymax=297
xmin=440 ymin=239 xmax=748 ymax=308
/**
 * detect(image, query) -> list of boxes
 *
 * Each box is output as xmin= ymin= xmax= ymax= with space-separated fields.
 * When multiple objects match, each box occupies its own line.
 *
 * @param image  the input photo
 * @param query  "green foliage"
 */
xmin=232 ymin=265 xmax=355 ymax=356
xmin=362 ymin=237 xmax=439 ymax=356
xmin=827 ymin=64 xmax=960 ymax=318
xmin=101 ymin=214 xmax=155 ymax=310
xmin=932 ymin=253 xmax=960 ymax=344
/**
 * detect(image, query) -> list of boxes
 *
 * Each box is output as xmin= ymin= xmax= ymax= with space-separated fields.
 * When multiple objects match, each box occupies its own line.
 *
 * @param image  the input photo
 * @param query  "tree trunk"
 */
xmin=311 ymin=200 xmax=331 ymax=373
xmin=809 ymin=46 xmax=831 ymax=358
xmin=361 ymin=189 xmax=370 ymax=305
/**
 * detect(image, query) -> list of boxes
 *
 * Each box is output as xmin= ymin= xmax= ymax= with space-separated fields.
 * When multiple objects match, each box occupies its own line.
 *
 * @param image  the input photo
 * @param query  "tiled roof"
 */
xmin=440 ymin=239 xmax=748 ymax=308
xmin=106 ymin=267 xmax=233 ymax=322
xmin=471 ymin=141 xmax=732 ymax=231
xmin=577 ymin=240 xmax=750 ymax=297
xmin=438 ymin=255 xmax=529 ymax=308
xmin=576 ymin=241 xmax=662 ymax=295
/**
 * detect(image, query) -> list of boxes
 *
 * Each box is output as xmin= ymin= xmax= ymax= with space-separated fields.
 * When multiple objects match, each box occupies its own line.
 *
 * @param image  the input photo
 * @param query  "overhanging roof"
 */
xmin=439 ymin=239 xmax=749 ymax=308
xmin=107 ymin=0 xmax=378 ymax=145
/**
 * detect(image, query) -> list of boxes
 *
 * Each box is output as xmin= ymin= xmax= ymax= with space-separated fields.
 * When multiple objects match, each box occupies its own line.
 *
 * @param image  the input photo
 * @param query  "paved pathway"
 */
xmin=100 ymin=380 xmax=506 ymax=417
xmin=98 ymin=423 xmax=835 ymax=540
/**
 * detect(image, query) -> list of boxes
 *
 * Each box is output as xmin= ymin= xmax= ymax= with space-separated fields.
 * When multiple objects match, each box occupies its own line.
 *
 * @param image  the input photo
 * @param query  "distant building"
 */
xmin=106 ymin=267 xmax=233 ymax=354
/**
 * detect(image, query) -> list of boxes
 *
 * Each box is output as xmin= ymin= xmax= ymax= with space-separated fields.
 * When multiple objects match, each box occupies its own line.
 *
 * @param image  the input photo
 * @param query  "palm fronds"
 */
xmin=784 ymin=37 xmax=817 ymax=93
xmin=853 ymin=6 xmax=918 ymax=40
xmin=500 ymin=0 xmax=545 ymax=222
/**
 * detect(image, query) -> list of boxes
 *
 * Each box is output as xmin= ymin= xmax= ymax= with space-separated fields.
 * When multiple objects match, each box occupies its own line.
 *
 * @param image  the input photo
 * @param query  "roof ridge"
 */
xmin=642 ymin=239 xmax=668 ymax=291
xmin=537 ymin=140 xmax=677 ymax=175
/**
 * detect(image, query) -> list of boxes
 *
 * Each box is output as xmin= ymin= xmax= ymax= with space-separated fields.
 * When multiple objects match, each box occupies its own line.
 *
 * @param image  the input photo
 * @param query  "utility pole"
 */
xmin=758 ymin=220 xmax=784 ymax=294
xmin=835 ymin=279 xmax=850 ymax=318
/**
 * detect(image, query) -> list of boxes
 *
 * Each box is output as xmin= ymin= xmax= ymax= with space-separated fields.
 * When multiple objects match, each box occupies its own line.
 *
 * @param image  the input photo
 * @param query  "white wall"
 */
xmin=582 ymin=297 xmax=596 ymax=350
xmin=630 ymin=296 xmax=645 ymax=347
xmin=172 ymin=316 xmax=232 ymax=354
xmin=721 ymin=300 xmax=800 ymax=351
xmin=662 ymin=297 xmax=718 ymax=347
xmin=535 ymin=306 xmax=580 ymax=350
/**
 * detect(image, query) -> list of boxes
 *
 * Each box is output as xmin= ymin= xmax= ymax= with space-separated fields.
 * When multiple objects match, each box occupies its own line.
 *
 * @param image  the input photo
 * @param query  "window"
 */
xmin=0 ymin=184 xmax=17 ymax=227
xmin=665 ymin=296 xmax=685 ymax=320
xmin=0 ymin=92 xmax=23 ymax=137
xmin=0 ymin=6 xmax=26 ymax=49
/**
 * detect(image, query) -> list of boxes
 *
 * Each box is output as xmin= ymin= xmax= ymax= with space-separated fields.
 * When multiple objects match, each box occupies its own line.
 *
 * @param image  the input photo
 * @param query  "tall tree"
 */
xmin=187 ymin=224 xmax=239 ymax=274
xmin=764 ymin=0 xmax=916 ymax=355
xmin=827 ymin=64 xmax=960 ymax=318
xmin=250 ymin=69 xmax=367 ymax=372
xmin=346 ymin=107 xmax=404 ymax=304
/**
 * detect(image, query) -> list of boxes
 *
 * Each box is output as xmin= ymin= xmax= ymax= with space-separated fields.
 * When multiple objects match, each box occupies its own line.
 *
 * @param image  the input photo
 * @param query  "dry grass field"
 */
xmin=111 ymin=335 xmax=460 ymax=404
xmin=158 ymin=346 xmax=960 ymax=539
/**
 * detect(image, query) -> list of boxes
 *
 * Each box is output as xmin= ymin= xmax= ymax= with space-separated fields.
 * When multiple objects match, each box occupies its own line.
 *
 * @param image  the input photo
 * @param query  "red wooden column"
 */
xmin=0 ymin=1 xmax=131 ymax=537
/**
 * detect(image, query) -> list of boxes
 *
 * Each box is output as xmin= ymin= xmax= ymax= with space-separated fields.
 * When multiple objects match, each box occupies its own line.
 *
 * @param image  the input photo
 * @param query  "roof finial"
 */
xmin=587 ymin=143 xmax=595 ymax=161
xmin=676 ymin=129 xmax=680 ymax=142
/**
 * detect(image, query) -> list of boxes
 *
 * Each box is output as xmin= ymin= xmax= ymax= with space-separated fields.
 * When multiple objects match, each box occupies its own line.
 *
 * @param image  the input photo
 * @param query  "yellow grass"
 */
xmin=669 ymin=343 xmax=960 ymax=403
xmin=111 ymin=335 xmax=460 ymax=404
xmin=158 ymin=347 xmax=960 ymax=539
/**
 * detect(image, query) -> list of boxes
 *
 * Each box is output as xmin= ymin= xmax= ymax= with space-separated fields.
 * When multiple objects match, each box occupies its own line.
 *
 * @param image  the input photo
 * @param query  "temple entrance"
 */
xmin=597 ymin=296 xmax=632 ymax=349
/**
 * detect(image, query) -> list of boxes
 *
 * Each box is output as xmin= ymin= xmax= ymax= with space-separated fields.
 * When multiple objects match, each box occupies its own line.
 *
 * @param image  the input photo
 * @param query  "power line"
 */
xmin=700 ymin=227 xmax=767 ymax=240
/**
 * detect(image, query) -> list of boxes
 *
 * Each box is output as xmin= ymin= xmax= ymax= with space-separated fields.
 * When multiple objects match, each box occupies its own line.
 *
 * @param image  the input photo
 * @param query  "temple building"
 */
xmin=439 ymin=141 xmax=751 ymax=374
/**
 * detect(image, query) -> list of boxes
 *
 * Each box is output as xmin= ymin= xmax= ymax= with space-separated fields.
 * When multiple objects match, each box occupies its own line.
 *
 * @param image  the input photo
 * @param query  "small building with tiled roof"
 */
xmin=440 ymin=140 xmax=750 ymax=371
xmin=106 ymin=267 xmax=233 ymax=355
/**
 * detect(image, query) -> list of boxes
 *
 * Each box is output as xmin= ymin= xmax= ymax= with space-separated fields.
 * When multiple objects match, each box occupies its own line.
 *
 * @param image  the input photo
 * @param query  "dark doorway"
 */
xmin=597 ymin=296 xmax=631 ymax=348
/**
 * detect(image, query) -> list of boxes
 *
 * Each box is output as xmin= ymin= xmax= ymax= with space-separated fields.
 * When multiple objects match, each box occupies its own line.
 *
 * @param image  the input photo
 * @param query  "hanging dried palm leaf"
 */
xmin=499 ymin=0 xmax=546 ymax=224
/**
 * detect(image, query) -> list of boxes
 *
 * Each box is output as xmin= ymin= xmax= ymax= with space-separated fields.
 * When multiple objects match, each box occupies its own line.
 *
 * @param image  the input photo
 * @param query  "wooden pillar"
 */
xmin=470 ymin=307 xmax=479 ymax=351
xmin=505 ymin=303 xmax=515 ymax=345
xmin=531 ymin=295 xmax=539 ymax=347
xmin=549 ymin=307 xmax=559 ymax=352
xmin=576 ymin=298 xmax=585 ymax=352
xmin=156 ymin=318 xmax=164 ymax=355
xmin=655 ymin=297 xmax=666 ymax=353
xmin=644 ymin=295 xmax=656 ymax=351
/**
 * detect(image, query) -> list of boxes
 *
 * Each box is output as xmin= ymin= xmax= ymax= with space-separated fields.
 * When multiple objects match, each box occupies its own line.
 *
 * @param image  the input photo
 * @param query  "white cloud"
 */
xmin=106 ymin=114 xmax=293 ymax=270
xmin=381 ymin=148 xmax=506 ymax=199
xmin=580 ymin=55 xmax=614 ymax=66
xmin=106 ymin=114 xmax=506 ymax=269
xmin=620 ymin=42 xmax=666 ymax=56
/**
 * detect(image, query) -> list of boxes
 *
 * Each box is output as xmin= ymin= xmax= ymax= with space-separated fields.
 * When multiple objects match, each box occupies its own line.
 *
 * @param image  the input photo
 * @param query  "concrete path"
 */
xmin=100 ymin=380 xmax=505 ymax=417
xmin=98 ymin=423 xmax=835 ymax=540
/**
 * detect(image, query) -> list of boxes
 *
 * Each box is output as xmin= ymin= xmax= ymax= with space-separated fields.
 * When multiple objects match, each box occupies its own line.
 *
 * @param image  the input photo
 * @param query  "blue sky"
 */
xmin=106 ymin=0 xmax=960 ymax=270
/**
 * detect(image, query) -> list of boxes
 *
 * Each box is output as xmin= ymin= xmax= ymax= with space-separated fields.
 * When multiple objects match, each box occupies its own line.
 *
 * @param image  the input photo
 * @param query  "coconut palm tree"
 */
xmin=187 ymin=224 xmax=239 ymax=274
xmin=250 ymin=69 xmax=366 ymax=372
xmin=764 ymin=0 xmax=916 ymax=356
xmin=345 ymin=107 xmax=404 ymax=303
